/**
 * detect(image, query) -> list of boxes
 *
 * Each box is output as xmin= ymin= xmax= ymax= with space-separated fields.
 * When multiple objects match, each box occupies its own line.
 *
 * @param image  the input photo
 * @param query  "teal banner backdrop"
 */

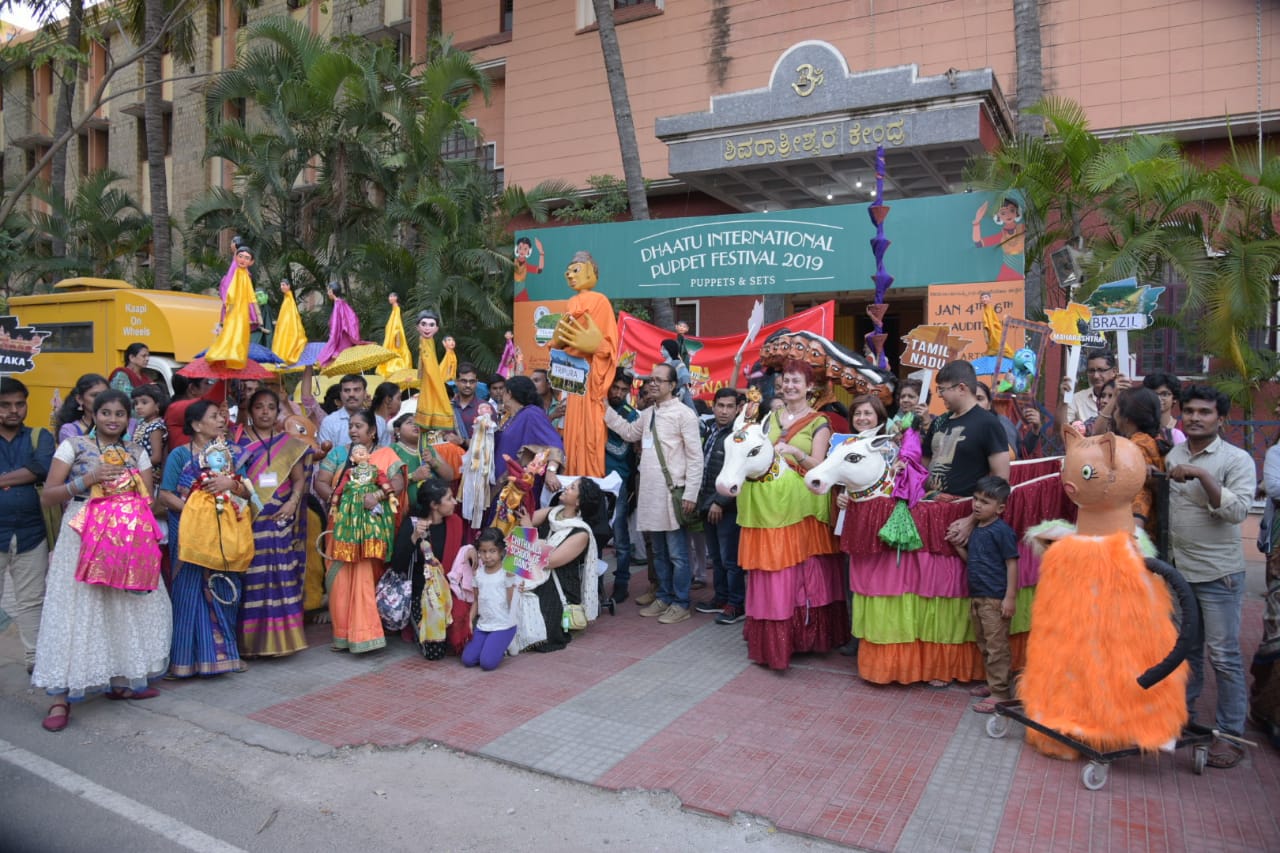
xmin=514 ymin=192 xmax=1025 ymax=302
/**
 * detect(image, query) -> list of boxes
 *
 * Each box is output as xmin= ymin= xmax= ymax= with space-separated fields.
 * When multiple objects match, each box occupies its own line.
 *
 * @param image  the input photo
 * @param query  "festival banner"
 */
xmin=616 ymin=301 xmax=836 ymax=398
xmin=513 ymin=192 xmax=1025 ymax=302
xmin=924 ymin=280 xmax=1025 ymax=364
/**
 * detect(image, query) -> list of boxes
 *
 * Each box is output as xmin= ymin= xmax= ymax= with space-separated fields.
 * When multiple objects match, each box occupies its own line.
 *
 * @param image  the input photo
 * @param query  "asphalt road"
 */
xmin=0 ymin=678 xmax=848 ymax=853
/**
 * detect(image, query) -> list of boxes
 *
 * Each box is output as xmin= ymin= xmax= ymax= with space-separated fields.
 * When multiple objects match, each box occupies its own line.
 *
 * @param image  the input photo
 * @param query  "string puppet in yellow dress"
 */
xmin=377 ymin=294 xmax=414 ymax=378
xmin=550 ymin=251 xmax=618 ymax=478
xmin=414 ymin=309 xmax=455 ymax=450
xmin=207 ymin=245 xmax=261 ymax=370
xmin=441 ymin=336 xmax=458 ymax=383
xmin=270 ymin=279 xmax=308 ymax=366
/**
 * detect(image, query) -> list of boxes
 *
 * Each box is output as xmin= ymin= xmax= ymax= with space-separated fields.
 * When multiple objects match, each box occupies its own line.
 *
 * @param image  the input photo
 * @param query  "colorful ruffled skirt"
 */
xmin=738 ymin=477 xmax=846 ymax=670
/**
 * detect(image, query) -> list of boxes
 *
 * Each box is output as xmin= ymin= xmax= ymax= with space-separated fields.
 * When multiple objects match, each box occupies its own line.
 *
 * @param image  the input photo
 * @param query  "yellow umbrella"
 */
xmin=385 ymin=367 xmax=419 ymax=389
xmin=376 ymin=296 xmax=414 ymax=378
xmin=319 ymin=343 xmax=397 ymax=377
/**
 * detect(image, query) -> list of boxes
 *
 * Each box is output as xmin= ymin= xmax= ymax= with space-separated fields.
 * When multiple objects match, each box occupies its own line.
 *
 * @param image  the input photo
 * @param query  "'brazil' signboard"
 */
xmin=513 ymin=192 xmax=1025 ymax=302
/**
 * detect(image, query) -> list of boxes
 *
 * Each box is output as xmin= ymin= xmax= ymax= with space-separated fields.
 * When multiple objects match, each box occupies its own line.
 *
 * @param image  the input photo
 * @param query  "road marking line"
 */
xmin=0 ymin=737 xmax=247 ymax=853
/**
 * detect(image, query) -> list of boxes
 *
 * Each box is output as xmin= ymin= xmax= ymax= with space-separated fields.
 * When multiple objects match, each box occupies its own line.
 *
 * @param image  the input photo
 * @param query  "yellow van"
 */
xmin=8 ymin=278 xmax=221 ymax=428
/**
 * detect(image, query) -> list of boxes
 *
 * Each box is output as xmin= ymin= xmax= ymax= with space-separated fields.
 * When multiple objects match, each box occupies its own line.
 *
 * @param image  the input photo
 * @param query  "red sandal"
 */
xmin=41 ymin=701 xmax=70 ymax=732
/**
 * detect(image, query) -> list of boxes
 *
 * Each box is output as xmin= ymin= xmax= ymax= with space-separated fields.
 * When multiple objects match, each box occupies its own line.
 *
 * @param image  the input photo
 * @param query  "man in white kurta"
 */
xmin=603 ymin=363 xmax=703 ymax=624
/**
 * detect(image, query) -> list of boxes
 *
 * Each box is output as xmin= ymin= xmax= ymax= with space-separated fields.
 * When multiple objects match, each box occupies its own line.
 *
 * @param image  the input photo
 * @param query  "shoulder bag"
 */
xmin=651 ymin=409 xmax=696 ymax=527
xmin=551 ymin=567 xmax=588 ymax=631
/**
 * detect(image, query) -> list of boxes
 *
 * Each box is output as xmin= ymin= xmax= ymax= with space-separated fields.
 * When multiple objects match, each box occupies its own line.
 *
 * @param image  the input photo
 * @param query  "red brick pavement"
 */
xmin=230 ymin=552 xmax=1280 ymax=852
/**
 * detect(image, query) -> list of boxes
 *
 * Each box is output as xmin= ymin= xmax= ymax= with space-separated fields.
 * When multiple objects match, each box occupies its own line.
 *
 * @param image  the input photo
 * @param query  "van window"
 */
xmin=40 ymin=322 xmax=95 ymax=353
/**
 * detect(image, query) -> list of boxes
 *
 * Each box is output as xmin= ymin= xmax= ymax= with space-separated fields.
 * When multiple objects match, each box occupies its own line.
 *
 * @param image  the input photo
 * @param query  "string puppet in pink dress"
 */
xmin=72 ymin=446 xmax=163 ymax=591
xmin=317 ymin=280 xmax=362 ymax=367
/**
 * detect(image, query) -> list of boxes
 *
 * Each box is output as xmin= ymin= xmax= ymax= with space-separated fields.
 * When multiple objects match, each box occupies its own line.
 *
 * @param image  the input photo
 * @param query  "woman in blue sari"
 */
xmin=235 ymin=388 xmax=310 ymax=657
xmin=158 ymin=401 xmax=251 ymax=678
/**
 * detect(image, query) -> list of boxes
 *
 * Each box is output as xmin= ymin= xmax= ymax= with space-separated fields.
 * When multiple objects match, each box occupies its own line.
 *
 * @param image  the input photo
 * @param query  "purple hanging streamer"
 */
xmin=866 ymin=145 xmax=892 ymax=369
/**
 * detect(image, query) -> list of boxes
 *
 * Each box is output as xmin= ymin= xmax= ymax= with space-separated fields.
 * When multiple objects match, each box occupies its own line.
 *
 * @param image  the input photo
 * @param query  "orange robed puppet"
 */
xmin=550 ymin=251 xmax=617 ymax=478
xmin=1020 ymin=426 xmax=1197 ymax=758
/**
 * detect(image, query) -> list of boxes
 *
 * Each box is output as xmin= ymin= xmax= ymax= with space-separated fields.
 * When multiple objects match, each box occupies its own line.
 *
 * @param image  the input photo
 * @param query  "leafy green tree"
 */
xmin=188 ymin=20 xmax=571 ymax=371
xmin=967 ymin=98 xmax=1280 ymax=403
xmin=19 ymin=169 xmax=151 ymax=286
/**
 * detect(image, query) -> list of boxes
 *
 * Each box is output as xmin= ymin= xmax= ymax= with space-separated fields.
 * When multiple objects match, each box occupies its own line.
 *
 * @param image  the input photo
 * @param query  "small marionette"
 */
xmin=492 ymin=449 xmax=548 ymax=537
xmin=441 ymin=335 xmax=458 ymax=383
xmin=329 ymin=443 xmax=398 ymax=562
xmin=460 ymin=402 xmax=496 ymax=529
xmin=178 ymin=438 xmax=258 ymax=574
xmin=416 ymin=532 xmax=453 ymax=657
xmin=206 ymin=242 xmax=262 ymax=370
xmin=497 ymin=331 xmax=521 ymax=379
xmin=72 ymin=446 xmax=163 ymax=592
xmin=192 ymin=439 xmax=261 ymax=516
xmin=316 ymin=278 xmax=362 ymax=368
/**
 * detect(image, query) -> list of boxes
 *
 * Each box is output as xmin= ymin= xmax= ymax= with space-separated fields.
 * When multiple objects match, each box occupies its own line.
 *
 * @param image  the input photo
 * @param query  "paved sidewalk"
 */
xmin=5 ymin=533 xmax=1280 ymax=852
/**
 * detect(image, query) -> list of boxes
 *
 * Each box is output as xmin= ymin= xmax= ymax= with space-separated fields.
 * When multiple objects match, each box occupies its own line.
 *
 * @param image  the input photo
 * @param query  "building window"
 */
xmin=442 ymin=124 xmax=502 ymax=195
xmin=500 ymin=0 xmax=513 ymax=32
xmin=674 ymin=299 xmax=699 ymax=335
xmin=576 ymin=0 xmax=664 ymax=30
xmin=135 ymin=112 xmax=173 ymax=160
xmin=1133 ymin=266 xmax=1271 ymax=379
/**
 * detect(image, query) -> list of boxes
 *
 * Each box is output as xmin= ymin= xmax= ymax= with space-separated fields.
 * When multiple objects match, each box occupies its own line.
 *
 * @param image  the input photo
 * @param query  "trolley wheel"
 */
xmin=1081 ymin=761 xmax=1109 ymax=791
xmin=1193 ymin=745 xmax=1207 ymax=775
xmin=985 ymin=715 xmax=1010 ymax=739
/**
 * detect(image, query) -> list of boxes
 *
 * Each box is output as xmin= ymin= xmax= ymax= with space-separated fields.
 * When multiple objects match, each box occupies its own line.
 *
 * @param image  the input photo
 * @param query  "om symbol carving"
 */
xmin=791 ymin=63 xmax=825 ymax=97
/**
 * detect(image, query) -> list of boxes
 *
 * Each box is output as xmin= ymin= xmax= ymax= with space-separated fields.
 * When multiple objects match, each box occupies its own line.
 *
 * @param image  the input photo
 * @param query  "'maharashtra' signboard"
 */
xmin=514 ymin=192 xmax=1025 ymax=302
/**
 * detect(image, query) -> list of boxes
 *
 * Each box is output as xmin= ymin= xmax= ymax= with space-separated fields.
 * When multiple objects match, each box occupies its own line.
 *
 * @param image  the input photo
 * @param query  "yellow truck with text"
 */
xmin=7 ymin=278 xmax=221 ymax=427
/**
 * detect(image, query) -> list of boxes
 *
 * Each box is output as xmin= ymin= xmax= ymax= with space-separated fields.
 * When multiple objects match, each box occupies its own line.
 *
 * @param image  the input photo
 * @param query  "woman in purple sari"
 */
xmin=495 ymin=375 xmax=564 ymax=473
xmin=235 ymin=388 xmax=311 ymax=657
xmin=317 ymin=280 xmax=362 ymax=368
xmin=490 ymin=376 xmax=565 ymax=524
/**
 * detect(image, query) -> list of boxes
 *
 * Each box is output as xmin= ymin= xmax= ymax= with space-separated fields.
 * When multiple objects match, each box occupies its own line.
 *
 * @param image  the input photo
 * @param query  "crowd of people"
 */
xmin=3 ymin=334 xmax=1274 ymax=771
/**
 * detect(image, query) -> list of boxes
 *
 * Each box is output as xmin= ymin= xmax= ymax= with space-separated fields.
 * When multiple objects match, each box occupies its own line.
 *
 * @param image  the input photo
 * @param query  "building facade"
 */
xmin=2 ymin=0 xmax=1275 ymax=370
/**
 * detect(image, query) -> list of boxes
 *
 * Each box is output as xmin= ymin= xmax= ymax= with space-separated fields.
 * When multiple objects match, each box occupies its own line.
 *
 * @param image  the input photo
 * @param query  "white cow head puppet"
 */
xmin=804 ymin=429 xmax=899 ymax=501
xmin=715 ymin=410 xmax=791 ymax=498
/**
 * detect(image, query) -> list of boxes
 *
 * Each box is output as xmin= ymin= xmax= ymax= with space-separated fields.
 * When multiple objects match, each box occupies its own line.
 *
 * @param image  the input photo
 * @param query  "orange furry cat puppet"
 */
xmin=1020 ymin=425 xmax=1198 ymax=758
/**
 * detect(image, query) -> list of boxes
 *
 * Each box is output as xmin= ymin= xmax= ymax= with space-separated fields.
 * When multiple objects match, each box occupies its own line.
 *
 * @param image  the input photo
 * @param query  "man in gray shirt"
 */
xmin=1166 ymin=384 xmax=1256 ymax=768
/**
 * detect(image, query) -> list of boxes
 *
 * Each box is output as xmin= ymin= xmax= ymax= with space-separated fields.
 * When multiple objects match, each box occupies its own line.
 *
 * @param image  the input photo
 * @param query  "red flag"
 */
xmin=616 ymin=301 xmax=836 ymax=399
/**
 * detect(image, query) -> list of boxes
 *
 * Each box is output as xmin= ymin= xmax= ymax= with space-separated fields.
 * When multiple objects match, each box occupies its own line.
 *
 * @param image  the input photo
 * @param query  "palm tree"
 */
xmin=1192 ymin=146 xmax=1280 ymax=393
xmin=124 ymin=0 xmax=198 ymax=291
xmin=191 ymin=17 xmax=371 ymax=289
xmin=189 ymin=20 xmax=560 ymax=369
xmin=22 ymin=169 xmax=152 ymax=286
xmin=967 ymin=98 xmax=1280 ymax=403
xmin=590 ymin=0 xmax=674 ymax=330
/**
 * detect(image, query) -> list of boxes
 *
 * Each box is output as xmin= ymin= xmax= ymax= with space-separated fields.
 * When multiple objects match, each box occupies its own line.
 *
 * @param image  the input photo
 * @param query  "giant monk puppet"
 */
xmin=550 ymin=251 xmax=618 ymax=478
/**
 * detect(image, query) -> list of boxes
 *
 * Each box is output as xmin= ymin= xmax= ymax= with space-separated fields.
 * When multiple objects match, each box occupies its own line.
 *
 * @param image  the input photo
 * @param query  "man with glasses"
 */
xmin=923 ymin=361 xmax=1010 ymax=499
xmin=604 ymin=363 xmax=703 ymax=624
xmin=451 ymin=362 xmax=481 ymax=442
xmin=1064 ymin=348 xmax=1118 ymax=425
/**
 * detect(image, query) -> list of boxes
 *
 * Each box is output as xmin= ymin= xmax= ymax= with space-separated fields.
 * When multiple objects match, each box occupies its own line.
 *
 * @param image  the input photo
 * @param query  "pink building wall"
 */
xmin=447 ymin=0 xmax=1274 ymax=192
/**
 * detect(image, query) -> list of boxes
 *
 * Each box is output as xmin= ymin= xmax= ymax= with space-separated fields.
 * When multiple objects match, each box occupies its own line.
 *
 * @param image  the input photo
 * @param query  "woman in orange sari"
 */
xmin=315 ymin=410 xmax=406 ymax=653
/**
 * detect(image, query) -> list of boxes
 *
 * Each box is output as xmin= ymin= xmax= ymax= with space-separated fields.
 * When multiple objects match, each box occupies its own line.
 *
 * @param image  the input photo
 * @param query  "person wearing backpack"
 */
xmin=0 ymin=377 xmax=56 ymax=673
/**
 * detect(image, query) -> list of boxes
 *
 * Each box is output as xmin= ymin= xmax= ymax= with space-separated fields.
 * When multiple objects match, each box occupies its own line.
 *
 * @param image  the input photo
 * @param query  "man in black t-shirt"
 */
xmin=923 ymin=360 xmax=1011 ymax=498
